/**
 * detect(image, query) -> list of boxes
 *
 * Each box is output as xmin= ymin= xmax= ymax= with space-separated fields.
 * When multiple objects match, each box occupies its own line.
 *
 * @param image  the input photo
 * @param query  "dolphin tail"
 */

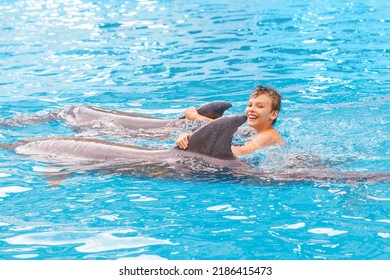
xmin=0 ymin=110 xmax=60 ymax=127
xmin=0 ymin=143 xmax=17 ymax=151
xmin=0 ymin=140 xmax=71 ymax=187
xmin=0 ymin=139 xmax=32 ymax=151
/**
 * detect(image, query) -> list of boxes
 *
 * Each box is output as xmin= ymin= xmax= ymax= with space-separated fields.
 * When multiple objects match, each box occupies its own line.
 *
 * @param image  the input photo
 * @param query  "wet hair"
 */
xmin=250 ymin=85 xmax=282 ymax=125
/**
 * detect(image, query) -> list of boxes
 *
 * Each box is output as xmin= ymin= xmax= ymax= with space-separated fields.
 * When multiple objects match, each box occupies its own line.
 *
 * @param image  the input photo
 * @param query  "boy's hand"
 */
xmin=184 ymin=107 xmax=200 ymax=120
xmin=176 ymin=133 xmax=190 ymax=149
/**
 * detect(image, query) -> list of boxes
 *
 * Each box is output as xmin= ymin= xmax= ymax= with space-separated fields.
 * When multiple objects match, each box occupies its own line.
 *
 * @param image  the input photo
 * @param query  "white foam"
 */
xmin=127 ymin=194 xmax=141 ymax=197
xmin=10 ymin=226 xmax=35 ymax=231
xmin=211 ymin=229 xmax=233 ymax=234
xmin=0 ymin=173 xmax=11 ymax=178
xmin=271 ymin=222 xmax=306 ymax=230
xmin=130 ymin=196 xmax=157 ymax=202
xmin=13 ymin=254 xmax=39 ymax=259
xmin=303 ymin=39 xmax=317 ymax=44
xmin=342 ymin=215 xmax=372 ymax=222
xmin=378 ymin=233 xmax=389 ymax=239
xmin=76 ymin=199 xmax=94 ymax=203
xmin=32 ymin=166 xmax=62 ymax=172
xmin=223 ymin=216 xmax=248 ymax=220
xmin=99 ymin=214 xmax=119 ymax=221
xmin=308 ymin=228 xmax=348 ymax=236
xmin=206 ymin=204 xmax=236 ymax=211
xmin=4 ymin=230 xmax=174 ymax=253
xmin=367 ymin=195 xmax=390 ymax=201
xmin=118 ymin=254 xmax=167 ymax=260
xmin=377 ymin=219 xmax=390 ymax=224
xmin=0 ymin=186 xmax=32 ymax=198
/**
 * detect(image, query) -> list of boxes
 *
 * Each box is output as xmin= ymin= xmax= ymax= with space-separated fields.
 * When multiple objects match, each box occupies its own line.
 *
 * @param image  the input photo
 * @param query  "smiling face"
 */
xmin=245 ymin=94 xmax=279 ymax=132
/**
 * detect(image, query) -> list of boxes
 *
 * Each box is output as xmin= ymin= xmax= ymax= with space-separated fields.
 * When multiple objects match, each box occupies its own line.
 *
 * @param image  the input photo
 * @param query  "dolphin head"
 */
xmin=177 ymin=115 xmax=247 ymax=160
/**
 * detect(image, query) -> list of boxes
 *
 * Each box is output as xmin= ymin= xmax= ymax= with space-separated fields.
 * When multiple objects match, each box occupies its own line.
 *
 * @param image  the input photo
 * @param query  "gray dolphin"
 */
xmin=2 ymin=115 xmax=389 ymax=185
xmin=0 ymin=101 xmax=232 ymax=130
xmin=2 ymin=115 xmax=251 ymax=180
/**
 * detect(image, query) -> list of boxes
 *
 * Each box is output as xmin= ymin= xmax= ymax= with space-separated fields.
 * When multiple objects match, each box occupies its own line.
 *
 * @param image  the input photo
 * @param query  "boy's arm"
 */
xmin=231 ymin=130 xmax=282 ymax=155
xmin=185 ymin=107 xmax=213 ymax=121
xmin=231 ymin=140 xmax=259 ymax=155
xmin=177 ymin=129 xmax=283 ymax=154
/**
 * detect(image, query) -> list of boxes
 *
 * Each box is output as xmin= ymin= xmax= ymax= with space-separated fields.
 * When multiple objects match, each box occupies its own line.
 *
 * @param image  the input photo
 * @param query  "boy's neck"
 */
xmin=255 ymin=124 xmax=274 ymax=133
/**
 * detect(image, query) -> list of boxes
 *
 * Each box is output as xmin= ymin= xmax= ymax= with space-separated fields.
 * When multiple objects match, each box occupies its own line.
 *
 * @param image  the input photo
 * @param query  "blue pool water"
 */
xmin=0 ymin=0 xmax=389 ymax=260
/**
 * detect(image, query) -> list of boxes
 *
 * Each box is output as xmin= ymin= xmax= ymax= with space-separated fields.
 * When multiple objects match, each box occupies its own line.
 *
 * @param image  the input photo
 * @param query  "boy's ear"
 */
xmin=271 ymin=110 xmax=279 ymax=121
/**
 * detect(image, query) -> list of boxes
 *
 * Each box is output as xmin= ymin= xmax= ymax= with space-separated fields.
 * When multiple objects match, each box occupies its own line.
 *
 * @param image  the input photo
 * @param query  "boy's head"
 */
xmin=250 ymin=85 xmax=282 ymax=125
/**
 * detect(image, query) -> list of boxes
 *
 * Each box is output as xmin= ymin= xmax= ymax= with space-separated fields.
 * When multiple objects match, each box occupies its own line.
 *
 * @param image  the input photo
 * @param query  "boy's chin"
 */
xmin=247 ymin=119 xmax=258 ymax=126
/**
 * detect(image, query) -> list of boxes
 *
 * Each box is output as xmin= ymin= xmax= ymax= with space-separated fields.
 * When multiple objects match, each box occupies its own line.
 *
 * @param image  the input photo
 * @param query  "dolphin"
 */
xmin=2 ymin=115 xmax=252 ymax=185
xmin=0 ymin=101 xmax=232 ymax=130
xmin=3 ymin=113 xmax=390 ymax=186
xmin=57 ymin=101 xmax=232 ymax=129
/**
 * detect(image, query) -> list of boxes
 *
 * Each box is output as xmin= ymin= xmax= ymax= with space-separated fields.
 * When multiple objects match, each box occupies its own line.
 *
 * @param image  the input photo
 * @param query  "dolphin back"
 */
xmin=182 ymin=115 xmax=247 ymax=160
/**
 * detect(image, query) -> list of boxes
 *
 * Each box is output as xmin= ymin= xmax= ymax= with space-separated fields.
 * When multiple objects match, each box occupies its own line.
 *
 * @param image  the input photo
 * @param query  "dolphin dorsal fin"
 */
xmin=182 ymin=115 xmax=247 ymax=160
xmin=179 ymin=101 xmax=232 ymax=119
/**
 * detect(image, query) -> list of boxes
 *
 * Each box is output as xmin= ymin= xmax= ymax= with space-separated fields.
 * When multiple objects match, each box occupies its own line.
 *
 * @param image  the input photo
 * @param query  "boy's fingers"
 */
xmin=181 ymin=135 xmax=189 ymax=148
xmin=178 ymin=141 xmax=188 ymax=149
xmin=185 ymin=107 xmax=199 ymax=120
xmin=176 ymin=134 xmax=189 ymax=149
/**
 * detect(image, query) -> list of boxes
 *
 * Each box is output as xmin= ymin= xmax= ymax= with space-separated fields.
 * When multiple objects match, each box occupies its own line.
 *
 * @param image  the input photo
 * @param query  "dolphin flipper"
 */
xmin=41 ymin=171 xmax=72 ymax=188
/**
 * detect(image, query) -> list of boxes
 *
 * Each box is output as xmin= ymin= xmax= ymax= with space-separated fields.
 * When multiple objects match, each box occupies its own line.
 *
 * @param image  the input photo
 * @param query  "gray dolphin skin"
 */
xmin=4 ymin=115 xmax=250 ymax=172
xmin=0 ymin=101 xmax=232 ymax=130
xmin=3 ymin=114 xmax=389 ymax=185
xmin=58 ymin=100 xmax=231 ymax=129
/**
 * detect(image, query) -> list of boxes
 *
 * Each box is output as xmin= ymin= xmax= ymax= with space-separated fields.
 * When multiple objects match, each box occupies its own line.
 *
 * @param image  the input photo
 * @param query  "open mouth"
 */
xmin=247 ymin=114 xmax=258 ymax=120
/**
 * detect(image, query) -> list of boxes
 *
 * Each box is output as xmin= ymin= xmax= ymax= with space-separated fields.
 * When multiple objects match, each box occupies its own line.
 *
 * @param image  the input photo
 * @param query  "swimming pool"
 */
xmin=0 ymin=0 xmax=389 ymax=260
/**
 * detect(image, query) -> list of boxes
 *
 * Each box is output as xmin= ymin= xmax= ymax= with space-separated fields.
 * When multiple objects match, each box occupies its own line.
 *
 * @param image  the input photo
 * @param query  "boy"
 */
xmin=176 ymin=85 xmax=284 ymax=155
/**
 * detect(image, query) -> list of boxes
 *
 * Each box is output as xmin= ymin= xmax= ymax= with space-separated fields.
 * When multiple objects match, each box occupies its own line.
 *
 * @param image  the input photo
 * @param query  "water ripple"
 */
xmin=0 ymin=0 xmax=389 ymax=260
xmin=3 ymin=229 xmax=175 ymax=254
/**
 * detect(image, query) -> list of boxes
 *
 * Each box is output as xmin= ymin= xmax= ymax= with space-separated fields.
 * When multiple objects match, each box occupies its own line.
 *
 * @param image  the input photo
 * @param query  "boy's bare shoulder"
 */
xmin=253 ymin=129 xmax=284 ymax=147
